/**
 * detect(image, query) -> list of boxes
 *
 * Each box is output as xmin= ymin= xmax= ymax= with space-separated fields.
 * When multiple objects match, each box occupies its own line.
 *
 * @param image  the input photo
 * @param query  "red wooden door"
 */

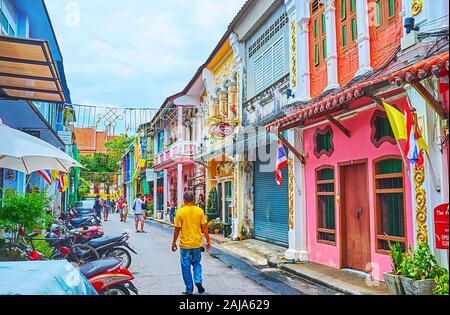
xmin=340 ymin=162 xmax=371 ymax=272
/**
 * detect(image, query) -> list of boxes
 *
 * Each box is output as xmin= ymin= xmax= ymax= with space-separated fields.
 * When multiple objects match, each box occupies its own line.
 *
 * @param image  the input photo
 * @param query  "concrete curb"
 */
xmin=273 ymin=263 xmax=357 ymax=295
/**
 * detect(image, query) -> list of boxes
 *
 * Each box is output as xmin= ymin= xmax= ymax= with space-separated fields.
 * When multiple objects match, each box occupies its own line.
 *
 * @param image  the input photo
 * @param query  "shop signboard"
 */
xmin=434 ymin=203 xmax=449 ymax=250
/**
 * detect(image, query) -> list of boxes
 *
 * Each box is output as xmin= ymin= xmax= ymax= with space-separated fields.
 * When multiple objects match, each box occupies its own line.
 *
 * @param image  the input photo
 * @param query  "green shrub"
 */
xmin=388 ymin=241 xmax=404 ymax=275
xmin=434 ymin=272 xmax=449 ymax=295
xmin=400 ymin=243 xmax=441 ymax=280
xmin=0 ymin=190 xmax=52 ymax=238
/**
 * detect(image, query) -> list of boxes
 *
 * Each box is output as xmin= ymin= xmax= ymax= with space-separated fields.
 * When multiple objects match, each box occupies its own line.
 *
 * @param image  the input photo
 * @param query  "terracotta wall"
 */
xmin=369 ymin=0 xmax=403 ymax=69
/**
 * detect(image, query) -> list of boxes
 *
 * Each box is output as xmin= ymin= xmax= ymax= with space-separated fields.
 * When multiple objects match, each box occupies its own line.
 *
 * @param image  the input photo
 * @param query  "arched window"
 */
xmin=370 ymin=110 xmax=396 ymax=147
xmin=316 ymin=167 xmax=336 ymax=245
xmin=374 ymin=156 xmax=407 ymax=253
xmin=314 ymin=126 xmax=334 ymax=158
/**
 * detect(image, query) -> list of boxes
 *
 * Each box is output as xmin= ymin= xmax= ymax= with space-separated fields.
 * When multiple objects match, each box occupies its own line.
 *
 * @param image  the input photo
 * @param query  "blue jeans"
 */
xmin=180 ymin=248 xmax=202 ymax=293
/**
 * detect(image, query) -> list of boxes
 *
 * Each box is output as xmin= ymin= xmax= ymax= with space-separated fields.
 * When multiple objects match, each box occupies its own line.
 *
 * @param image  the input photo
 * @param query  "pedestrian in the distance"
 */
xmin=123 ymin=200 xmax=129 ymax=222
xmin=103 ymin=196 xmax=112 ymax=221
xmin=93 ymin=195 xmax=102 ymax=221
xmin=169 ymin=200 xmax=176 ymax=224
xmin=118 ymin=197 xmax=125 ymax=222
xmin=196 ymin=194 xmax=205 ymax=212
xmin=172 ymin=191 xmax=211 ymax=295
xmin=132 ymin=193 xmax=146 ymax=233
xmin=142 ymin=195 xmax=148 ymax=221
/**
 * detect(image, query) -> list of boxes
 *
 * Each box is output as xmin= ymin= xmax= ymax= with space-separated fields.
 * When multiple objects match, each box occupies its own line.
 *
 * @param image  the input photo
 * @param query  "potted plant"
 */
xmin=433 ymin=271 xmax=449 ymax=295
xmin=399 ymin=243 xmax=441 ymax=295
xmin=384 ymin=241 xmax=405 ymax=295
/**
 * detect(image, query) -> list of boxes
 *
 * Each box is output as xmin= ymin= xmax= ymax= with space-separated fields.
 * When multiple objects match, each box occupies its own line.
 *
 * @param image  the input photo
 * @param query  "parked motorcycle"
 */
xmin=79 ymin=259 xmax=139 ymax=295
xmin=85 ymin=232 xmax=137 ymax=269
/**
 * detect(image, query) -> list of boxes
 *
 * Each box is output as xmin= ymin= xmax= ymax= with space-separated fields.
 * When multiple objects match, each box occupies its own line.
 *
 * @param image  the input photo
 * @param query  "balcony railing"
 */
xmin=154 ymin=141 xmax=197 ymax=167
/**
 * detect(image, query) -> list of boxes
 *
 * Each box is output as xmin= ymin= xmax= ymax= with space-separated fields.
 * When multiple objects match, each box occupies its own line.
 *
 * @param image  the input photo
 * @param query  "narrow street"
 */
xmin=100 ymin=214 xmax=339 ymax=295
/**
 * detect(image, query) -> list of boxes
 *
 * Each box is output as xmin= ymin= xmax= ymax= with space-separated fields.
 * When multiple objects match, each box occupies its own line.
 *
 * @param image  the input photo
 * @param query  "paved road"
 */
xmin=100 ymin=214 xmax=339 ymax=295
xmin=101 ymin=214 xmax=274 ymax=295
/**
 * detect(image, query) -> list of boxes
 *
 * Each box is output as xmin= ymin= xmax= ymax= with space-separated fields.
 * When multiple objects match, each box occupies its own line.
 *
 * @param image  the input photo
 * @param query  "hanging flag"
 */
xmin=383 ymin=102 xmax=407 ymax=141
xmin=51 ymin=170 xmax=59 ymax=181
xmin=37 ymin=170 xmax=52 ymax=185
xmin=58 ymin=172 xmax=68 ymax=193
xmin=404 ymin=98 xmax=429 ymax=167
xmin=275 ymin=140 xmax=288 ymax=187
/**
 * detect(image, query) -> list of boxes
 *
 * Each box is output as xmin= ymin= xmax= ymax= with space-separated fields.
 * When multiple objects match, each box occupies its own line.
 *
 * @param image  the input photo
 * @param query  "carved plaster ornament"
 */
xmin=411 ymin=0 xmax=423 ymax=17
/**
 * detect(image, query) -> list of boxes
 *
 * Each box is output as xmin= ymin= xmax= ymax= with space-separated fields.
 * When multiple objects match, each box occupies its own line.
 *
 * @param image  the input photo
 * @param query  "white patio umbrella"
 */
xmin=0 ymin=119 xmax=83 ymax=174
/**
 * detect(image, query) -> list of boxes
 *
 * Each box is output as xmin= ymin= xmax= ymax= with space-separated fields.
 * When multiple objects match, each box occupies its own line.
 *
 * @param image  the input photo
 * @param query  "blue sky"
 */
xmin=45 ymin=0 xmax=245 ymax=108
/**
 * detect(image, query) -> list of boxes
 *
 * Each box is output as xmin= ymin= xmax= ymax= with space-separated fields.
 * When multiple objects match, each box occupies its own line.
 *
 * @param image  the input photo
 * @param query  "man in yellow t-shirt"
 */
xmin=172 ymin=191 xmax=211 ymax=295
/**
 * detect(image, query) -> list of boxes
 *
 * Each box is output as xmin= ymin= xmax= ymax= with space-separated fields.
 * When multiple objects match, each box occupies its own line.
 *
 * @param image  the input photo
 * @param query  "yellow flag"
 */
xmin=51 ymin=170 xmax=59 ymax=181
xmin=383 ymin=102 xmax=407 ymax=141
xmin=63 ymin=174 xmax=69 ymax=192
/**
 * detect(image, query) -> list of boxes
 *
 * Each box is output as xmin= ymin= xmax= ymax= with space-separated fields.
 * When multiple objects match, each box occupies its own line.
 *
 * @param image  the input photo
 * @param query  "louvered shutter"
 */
xmin=254 ymin=154 xmax=289 ymax=247
xmin=272 ymin=37 xmax=285 ymax=80
xmin=262 ymin=47 xmax=273 ymax=88
xmin=254 ymin=55 xmax=264 ymax=94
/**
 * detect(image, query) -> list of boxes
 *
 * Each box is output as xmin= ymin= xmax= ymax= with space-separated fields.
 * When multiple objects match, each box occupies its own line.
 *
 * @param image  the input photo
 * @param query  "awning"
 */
xmin=267 ymin=51 xmax=449 ymax=132
xmin=0 ymin=35 xmax=66 ymax=103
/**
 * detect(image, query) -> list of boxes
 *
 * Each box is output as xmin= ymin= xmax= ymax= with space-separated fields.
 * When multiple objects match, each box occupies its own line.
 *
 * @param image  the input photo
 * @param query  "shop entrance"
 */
xmin=217 ymin=180 xmax=233 ymax=224
xmin=339 ymin=160 xmax=371 ymax=272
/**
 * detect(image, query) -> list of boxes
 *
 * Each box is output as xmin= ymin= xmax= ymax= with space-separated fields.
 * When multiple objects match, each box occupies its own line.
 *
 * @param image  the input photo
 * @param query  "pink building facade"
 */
xmin=303 ymin=95 xmax=414 ymax=281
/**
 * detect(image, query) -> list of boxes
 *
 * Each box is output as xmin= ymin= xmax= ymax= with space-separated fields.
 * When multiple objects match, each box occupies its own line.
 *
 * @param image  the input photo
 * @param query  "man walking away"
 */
xmin=93 ymin=195 xmax=102 ymax=221
xmin=172 ymin=191 xmax=211 ymax=295
xmin=132 ymin=193 xmax=146 ymax=233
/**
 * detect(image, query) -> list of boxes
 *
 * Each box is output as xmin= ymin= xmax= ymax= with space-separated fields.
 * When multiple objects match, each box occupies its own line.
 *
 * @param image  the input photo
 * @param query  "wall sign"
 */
xmin=58 ymin=131 xmax=73 ymax=145
xmin=209 ymin=121 xmax=235 ymax=138
xmin=434 ymin=203 xmax=449 ymax=250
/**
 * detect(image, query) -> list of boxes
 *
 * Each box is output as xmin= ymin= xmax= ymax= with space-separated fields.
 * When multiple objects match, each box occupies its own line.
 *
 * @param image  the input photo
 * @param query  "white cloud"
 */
xmin=45 ymin=0 xmax=246 ymax=107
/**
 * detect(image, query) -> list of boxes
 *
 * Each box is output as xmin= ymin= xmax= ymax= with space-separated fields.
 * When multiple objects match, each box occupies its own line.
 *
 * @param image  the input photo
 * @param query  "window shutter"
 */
xmin=254 ymin=55 xmax=264 ymax=94
xmin=262 ymin=47 xmax=273 ymax=88
xmin=272 ymin=38 xmax=285 ymax=81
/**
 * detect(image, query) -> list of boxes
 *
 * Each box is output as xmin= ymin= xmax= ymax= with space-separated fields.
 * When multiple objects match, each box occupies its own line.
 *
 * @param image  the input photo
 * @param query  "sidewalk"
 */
xmin=149 ymin=218 xmax=388 ymax=295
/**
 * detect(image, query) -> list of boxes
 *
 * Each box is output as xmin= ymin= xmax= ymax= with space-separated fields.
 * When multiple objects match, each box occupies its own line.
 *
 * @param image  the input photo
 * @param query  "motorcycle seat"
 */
xmin=87 ymin=235 xmax=124 ymax=248
xmin=79 ymin=259 xmax=122 ymax=278
xmin=70 ymin=217 xmax=88 ymax=224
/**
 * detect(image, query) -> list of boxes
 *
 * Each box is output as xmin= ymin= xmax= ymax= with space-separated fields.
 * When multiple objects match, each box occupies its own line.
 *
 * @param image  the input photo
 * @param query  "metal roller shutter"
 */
xmin=254 ymin=160 xmax=289 ymax=246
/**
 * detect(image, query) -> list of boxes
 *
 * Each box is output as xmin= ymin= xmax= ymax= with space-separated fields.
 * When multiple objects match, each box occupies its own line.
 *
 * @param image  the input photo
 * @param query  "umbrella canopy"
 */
xmin=0 ymin=119 xmax=83 ymax=174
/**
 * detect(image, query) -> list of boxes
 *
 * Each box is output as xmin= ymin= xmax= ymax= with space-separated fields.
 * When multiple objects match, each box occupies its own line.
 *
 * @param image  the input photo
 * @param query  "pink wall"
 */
xmin=303 ymin=100 xmax=414 ymax=282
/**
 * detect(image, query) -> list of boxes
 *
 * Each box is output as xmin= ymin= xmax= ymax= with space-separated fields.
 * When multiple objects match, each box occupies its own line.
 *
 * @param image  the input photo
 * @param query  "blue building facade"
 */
xmin=0 ymin=0 xmax=75 ymax=210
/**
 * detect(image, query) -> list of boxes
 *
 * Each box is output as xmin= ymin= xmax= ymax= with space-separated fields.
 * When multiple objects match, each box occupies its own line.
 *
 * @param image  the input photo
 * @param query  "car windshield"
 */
xmin=74 ymin=201 xmax=95 ymax=208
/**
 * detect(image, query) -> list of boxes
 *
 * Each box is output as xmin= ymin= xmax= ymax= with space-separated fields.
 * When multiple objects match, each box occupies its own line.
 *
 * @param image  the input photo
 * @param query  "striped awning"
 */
xmin=0 ymin=35 xmax=66 ymax=103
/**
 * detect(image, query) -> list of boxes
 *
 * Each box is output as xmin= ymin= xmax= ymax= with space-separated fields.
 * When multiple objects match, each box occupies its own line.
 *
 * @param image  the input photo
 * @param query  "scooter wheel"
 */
xmin=104 ymin=247 xmax=132 ymax=269
xmin=101 ymin=284 xmax=130 ymax=295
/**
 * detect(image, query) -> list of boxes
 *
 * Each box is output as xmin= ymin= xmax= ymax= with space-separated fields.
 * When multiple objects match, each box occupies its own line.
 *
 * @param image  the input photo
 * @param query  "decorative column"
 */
xmin=355 ymin=0 xmax=372 ymax=76
xmin=324 ymin=0 xmax=339 ymax=90
xmin=230 ymin=32 xmax=244 ymax=121
xmin=219 ymin=88 xmax=228 ymax=118
xmin=177 ymin=163 xmax=184 ymax=210
xmin=177 ymin=106 xmax=184 ymax=142
xmin=286 ymin=0 xmax=298 ymax=97
xmin=153 ymin=173 xmax=158 ymax=219
xmin=163 ymin=169 xmax=168 ymax=220
xmin=228 ymin=81 xmax=238 ymax=119
xmin=298 ymin=18 xmax=312 ymax=100
xmin=285 ymin=128 xmax=309 ymax=261
xmin=414 ymin=160 xmax=429 ymax=244
xmin=211 ymin=97 xmax=220 ymax=117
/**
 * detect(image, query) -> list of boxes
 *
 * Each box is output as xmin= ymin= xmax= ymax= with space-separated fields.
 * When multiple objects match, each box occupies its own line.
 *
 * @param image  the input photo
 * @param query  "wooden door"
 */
xmin=340 ymin=161 xmax=371 ymax=272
